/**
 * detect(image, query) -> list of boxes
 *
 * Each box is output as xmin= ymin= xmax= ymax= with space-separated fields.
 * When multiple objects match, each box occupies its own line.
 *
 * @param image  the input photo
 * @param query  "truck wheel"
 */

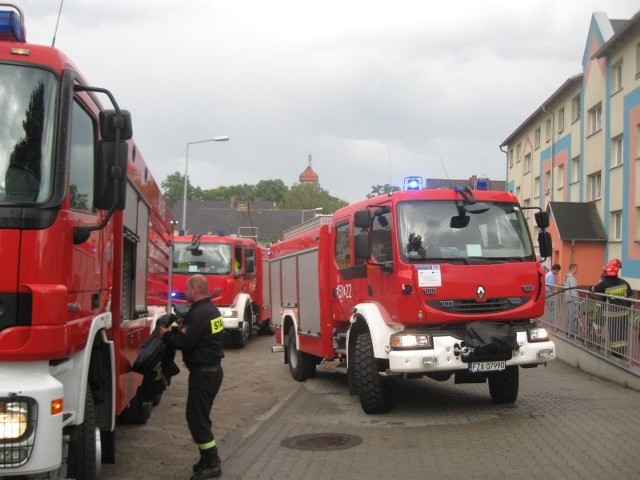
xmin=354 ymin=333 xmax=392 ymax=414
xmin=489 ymin=366 xmax=519 ymax=404
xmin=68 ymin=389 xmax=101 ymax=480
xmin=287 ymin=332 xmax=316 ymax=381
xmin=232 ymin=307 xmax=252 ymax=348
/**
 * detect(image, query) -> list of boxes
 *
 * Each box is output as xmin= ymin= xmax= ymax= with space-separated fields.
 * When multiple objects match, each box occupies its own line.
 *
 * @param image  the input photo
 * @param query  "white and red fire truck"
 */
xmin=0 ymin=4 xmax=173 ymax=478
xmin=172 ymin=232 xmax=270 ymax=348
xmin=269 ymin=179 xmax=555 ymax=413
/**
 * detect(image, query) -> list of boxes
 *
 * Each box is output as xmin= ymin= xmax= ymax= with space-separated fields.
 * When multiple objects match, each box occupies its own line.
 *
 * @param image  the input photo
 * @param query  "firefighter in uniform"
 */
xmin=590 ymin=259 xmax=633 ymax=355
xmin=159 ymin=274 xmax=225 ymax=479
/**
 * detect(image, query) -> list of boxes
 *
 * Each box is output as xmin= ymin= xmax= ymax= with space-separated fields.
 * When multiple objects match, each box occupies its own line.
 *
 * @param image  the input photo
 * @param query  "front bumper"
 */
xmin=388 ymin=331 xmax=555 ymax=374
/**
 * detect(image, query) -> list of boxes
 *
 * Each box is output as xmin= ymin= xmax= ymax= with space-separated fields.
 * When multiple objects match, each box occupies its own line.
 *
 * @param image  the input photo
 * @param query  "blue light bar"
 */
xmin=474 ymin=178 xmax=490 ymax=190
xmin=403 ymin=176 xmax=423 ymax=191
xmin=0 ymin=9 xmax=24 ymax=42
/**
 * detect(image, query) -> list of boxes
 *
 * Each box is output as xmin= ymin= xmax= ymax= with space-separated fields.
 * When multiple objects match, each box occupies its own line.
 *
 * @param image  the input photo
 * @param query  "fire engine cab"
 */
xmin=0 ymin=4 xmax=173 ymax=477
xmin=269 ymin=178 xmax=555 ymax=413
xmin=172 ymin=232 xmax=269 ymax=347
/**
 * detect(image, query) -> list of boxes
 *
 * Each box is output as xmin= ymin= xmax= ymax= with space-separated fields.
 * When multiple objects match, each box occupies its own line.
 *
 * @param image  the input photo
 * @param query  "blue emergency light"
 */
xmin=474 ymin=178 xmax=490 ymax=190
xmin=403 ymin=176 xmax=423 ymax=191
xmin=0 ymin=7 xmax=25 ymax=43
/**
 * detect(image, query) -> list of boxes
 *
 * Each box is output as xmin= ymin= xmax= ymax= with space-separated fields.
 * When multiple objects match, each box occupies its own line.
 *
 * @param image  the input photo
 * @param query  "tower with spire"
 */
xmin=298 ymin=153 xmax=319 ymax=184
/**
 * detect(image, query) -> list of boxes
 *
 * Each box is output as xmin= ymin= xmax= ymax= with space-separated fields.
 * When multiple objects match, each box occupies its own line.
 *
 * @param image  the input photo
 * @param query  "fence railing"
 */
xmin=541 ymin=285 xmax=640 ymax=371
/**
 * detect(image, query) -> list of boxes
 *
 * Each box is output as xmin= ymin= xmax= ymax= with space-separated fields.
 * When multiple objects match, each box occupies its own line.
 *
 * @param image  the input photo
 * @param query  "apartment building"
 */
xmin=501 ymin=10 xmax=640 ymax=290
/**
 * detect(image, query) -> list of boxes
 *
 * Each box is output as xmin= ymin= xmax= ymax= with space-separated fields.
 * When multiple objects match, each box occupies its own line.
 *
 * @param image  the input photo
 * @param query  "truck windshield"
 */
xmin=397 ymin=200 xmax=534 ymax=262
xmin=173 ymin=242 xmax=233 ymax=274
xmin=0 ymin=64 xmax=57 ymax=204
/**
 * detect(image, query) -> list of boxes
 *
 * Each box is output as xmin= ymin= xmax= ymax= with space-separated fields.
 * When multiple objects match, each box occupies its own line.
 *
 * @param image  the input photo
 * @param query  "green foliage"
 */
xmin=279 ymin=182 xmax=347 ymax=213
xmin=160 ymin=173 xmax=348 ymax=212
xmin=367 ymin=184 xmax=401 ymax=198
xmin=160 ymin=171 xmax=204 ymax=208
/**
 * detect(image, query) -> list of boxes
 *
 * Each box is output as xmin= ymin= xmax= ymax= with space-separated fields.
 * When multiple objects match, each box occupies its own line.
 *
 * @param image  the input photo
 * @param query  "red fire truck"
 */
xmin=172 ymin=232 xmax=269 ymax=348
xmin=269 ymin=179 xmax=555 ymax=413
xmin=0 ymin=4 xmax=173 ymax=478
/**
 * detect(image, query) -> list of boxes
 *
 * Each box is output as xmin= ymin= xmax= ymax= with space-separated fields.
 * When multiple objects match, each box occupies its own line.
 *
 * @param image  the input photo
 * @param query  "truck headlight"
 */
xmin=0 ymin=400 xmax=29 ymax=440
xmin=219 ymin=307 xmax=237 ymax=318
xmin=528 ymin=327 xmax=549 ymax=342
xmin=390 ymin=332 xmax=432 ymax=349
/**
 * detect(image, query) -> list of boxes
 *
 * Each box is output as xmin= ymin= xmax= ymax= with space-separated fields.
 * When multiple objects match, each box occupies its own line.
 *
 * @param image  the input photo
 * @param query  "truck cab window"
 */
xmin=0 ymin=66 xmax=57 ymax=203
xmin=69 ymin=101 xmax=95 ymax=212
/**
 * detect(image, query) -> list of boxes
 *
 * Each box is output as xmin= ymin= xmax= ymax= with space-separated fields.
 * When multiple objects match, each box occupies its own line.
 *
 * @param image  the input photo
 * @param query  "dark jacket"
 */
xmin=592 ymin=276 xmax=633 ymax=308
xmin=161 ymin=298 xmax=225 ymax=368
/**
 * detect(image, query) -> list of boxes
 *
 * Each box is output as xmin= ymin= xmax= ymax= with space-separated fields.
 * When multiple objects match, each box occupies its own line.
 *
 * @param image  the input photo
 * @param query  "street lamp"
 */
xmin=182 ymin=136 xmax=229 ymax=233
xmin=301 ymin=207 xmax=323 ymax=222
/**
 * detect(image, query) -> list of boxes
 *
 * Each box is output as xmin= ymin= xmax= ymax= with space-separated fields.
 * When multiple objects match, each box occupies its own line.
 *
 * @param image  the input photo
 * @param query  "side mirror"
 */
xmin=95 ymin=140 xmax=127 ymax=211
xmin=534 ymin=211 xmax=550 ymax=229
xmin=354 ymin=232 xmax=372 ymax=260
xmin=99 ymin=110 xmax=133 ymax=141
xmin=538 ymin=231 xmax=552 ymax=258
xmin=354 ymin=210 xmax=371 ymax=229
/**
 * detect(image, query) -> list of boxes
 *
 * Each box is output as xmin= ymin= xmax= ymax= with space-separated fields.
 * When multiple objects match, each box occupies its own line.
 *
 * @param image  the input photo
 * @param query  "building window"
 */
xmin=587 ymin=171 xmax=601 ymax=200
xmin=534 ymin=176 xmax=540 ymax=198
xmin=636 ymin=42 xmax=640 ymax=76
xmin=544 ymin=171 xmax=551 ymax=195
xmin=534 ymin=127 xmax=541 ymax=149
xmin=571 ymin=155 xmax=580 ymax=183
xmin=516 ymin=143 xmax=521 ymax=163
xmin=523 ymin=198 xmax=531 ymax=218
xmin=612 ymin=135 xmax=623 ymax=167
xmin=545 ymin=118 xmax=552 ymax=142
xmin=509 ymin=148 xmax=514 ymax=168
xmin=611 ymin=211 xmax=622 ymax=241
xmin=571 ymin=94 xmax=580 ymax=123
xmin=612 ymin=60 xmax=623 ymax=93
xmin=557 ymin=107 xmax=565 ymax=133
xmin=588 ymin=103 xmax=602 ymax=135
xmin=556 ymin=165 xmax=564 ymax=190
xmin=524 ymin=153 xmax=531 ymax=173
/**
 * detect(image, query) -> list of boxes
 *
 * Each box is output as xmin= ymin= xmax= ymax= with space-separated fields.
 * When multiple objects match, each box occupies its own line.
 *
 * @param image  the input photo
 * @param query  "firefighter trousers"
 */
xmin=186 ymin=366 xmax=224 ymax=446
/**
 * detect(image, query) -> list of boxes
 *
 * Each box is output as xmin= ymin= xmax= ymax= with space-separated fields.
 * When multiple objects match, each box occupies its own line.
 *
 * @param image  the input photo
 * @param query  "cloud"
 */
xmin=14 ymin=0 xmax=640 ymax=203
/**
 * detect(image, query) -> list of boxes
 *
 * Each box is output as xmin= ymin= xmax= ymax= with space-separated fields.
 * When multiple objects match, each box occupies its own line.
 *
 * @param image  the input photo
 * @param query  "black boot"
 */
xmin=192 ymin=450 xmax=205 ymax=473
xmin=190 ymin=447 xmax=221 ymax=480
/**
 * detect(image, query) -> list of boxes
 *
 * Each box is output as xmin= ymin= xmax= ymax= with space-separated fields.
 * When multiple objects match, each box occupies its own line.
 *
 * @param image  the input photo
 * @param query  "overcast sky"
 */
xmin=16 ymin=0 xmax=640 ymax=203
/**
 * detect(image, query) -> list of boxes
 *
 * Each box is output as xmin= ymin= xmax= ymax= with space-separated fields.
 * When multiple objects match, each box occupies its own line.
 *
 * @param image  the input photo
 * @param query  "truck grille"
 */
xmin=427 ymin=297 xmax=528 ymax=314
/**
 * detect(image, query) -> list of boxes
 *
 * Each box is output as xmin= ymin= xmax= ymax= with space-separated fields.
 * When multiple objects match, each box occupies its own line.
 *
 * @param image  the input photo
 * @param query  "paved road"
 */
xmin=103 ymin=334 xmax=640 ymax=480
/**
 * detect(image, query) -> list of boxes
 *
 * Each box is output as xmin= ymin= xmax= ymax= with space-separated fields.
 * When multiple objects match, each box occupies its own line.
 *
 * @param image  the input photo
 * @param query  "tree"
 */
xmin=161 ymin=171 xmax=202 ymax=208
xmin=254 ymin=179 xmax=288 ymax=203
xmin=367 ymin=184 xmax=401 ymax=198
xmin=280 ymin=182 xmax=347 ymax=213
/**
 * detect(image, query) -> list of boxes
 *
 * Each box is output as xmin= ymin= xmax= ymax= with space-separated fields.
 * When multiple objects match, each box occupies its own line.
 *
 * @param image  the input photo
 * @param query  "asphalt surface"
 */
xmin=102 ymin=334 xmax=640 ymax=480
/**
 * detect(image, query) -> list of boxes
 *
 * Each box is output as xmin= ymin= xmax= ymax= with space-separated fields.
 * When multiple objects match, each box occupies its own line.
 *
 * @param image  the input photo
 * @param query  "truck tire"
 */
xmin=68 ymin=389 xmax=100 ymax=480
xmin=354 ymin=333 xmax=392 ymax=414
xmin=287 ymin=332 xmax=316 ymax=381
xmin=488 ymin=366 xmax=519 ymax=404
xmin=232 ymin=307 xmax=252 ymax=348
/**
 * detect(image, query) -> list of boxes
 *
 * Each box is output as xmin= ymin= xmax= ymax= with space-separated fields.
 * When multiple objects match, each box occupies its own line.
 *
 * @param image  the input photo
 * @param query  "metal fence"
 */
xmin=541 ymin=285 xmax=640 ymax=371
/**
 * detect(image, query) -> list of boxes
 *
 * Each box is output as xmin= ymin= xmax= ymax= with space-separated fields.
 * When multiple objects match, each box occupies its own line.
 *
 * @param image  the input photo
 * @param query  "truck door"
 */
xmin=331 ymin=220 xmax=366 ymax=321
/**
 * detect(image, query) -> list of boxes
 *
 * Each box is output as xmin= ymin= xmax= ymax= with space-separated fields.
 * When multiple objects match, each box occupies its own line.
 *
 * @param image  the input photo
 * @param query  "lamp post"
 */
xmin=301 ymin=207 xmax=323 ymax=222
xmin=182 ymin=136 xmax=229 ymax=233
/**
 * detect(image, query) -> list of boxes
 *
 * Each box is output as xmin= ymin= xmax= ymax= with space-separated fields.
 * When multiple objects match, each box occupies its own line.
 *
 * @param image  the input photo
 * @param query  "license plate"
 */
xmin=469 ymin=361 xmax=506 ymax=373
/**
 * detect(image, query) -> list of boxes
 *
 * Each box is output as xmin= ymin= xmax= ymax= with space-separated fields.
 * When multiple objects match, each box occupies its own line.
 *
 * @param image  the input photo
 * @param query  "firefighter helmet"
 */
xmin=603 ymin=258 xmax=622 ymax=277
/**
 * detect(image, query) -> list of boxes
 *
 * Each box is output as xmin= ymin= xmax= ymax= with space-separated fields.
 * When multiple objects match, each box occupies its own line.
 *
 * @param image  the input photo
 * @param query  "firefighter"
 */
xmin=159 ymin=274 xmax=225 ymax=479
xmin=590 ymin=259 xmax=633 ymax=355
